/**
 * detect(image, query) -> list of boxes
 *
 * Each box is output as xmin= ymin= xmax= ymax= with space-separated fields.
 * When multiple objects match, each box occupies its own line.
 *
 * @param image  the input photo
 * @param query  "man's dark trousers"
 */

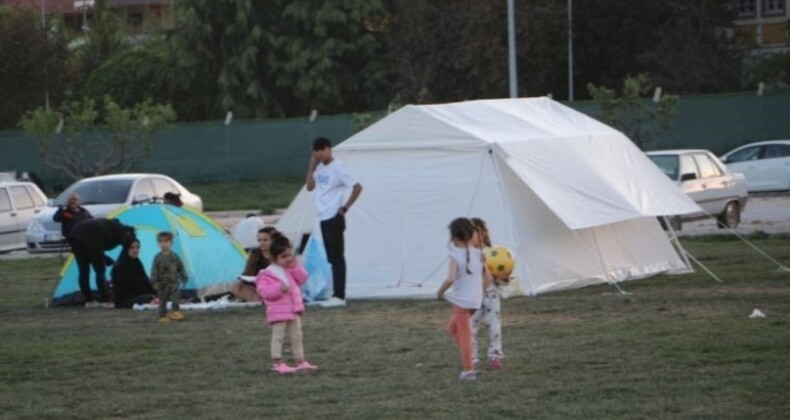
xmin=320 ymin=214 xmax=346 ymax=300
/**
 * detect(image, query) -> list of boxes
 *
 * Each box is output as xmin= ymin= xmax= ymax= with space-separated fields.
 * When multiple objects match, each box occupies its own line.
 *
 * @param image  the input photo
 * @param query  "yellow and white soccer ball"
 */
xmin=484 ymin=245 xmax=516 ymax=278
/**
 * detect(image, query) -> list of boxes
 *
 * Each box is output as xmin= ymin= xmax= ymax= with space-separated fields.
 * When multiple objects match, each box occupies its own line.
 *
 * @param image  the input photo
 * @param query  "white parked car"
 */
xmin=646 ymin=150 xmax=748 ymax=230
xmin=26 ymin=174 xmax=202 ymax=253
xmin=719 ymin=140 xmax=790 ymax=192
xmin=0 ymin=181 xmax=48 ymax=253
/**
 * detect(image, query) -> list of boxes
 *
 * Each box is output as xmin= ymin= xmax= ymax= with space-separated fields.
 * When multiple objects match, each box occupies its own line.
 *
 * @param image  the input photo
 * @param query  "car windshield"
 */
xmin=648 ymin=155 xmax=679 ymax=180
xmin=54 ymin=179 xmax=134 ymax=206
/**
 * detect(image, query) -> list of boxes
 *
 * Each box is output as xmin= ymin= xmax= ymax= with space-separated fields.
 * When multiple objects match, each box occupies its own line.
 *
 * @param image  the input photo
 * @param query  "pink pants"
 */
xmin=447 ymin=305 xmax=476 ymax=371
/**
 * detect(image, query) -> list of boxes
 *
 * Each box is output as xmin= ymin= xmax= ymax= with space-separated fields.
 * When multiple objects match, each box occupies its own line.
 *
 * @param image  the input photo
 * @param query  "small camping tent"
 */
xmin=51 ymin=204 xmax=247 ymax=305
xmin=278 ymin=97 xmax=702 ymax=298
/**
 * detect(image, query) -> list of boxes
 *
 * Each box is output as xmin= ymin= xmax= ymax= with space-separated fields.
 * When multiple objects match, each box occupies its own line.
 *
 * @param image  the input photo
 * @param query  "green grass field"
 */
xmin=1 ymin=237 xmax=789 ymax=419
xmin=185 ymin=178 xmax=304 ymax=213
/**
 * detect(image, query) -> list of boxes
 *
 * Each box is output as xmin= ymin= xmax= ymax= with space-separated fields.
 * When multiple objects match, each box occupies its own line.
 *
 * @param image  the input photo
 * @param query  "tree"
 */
xmin=515 ymin=0 xmax=569 ymax=97
xmin=161 ymin=0 xmax=279 ymax=120
xmin=587 ymin=74 xmax=678 ymax=150
xmin=573 ymin=0 xmax=667 ymax=96
xmin=267 ymin=0 xmax=391 ymax=115
xmin=0 ymin=6 xmax=72 ymax=129
xmin=84 ymin=48 xmax=168 ymax=108
xmin=638 ymin=0 xmax=742 ymax=94
xmin=162 ymin=0 xmax=390 ymax=119
xmin=19 ymin=97 xmax=176 ymax=180
xmin=751 ymin=51 xmax=790 ymax=88
xmin=385 ymin=0 xmax=509 ymax=104
xmin=72 ymin=0 xmax=125 ymax=92
xmin=573 ymin=0 xmax=742 ymax=98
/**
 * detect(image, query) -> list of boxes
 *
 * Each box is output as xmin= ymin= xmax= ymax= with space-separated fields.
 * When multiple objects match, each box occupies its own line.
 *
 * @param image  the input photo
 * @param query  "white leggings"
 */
xmin=471 ymin=287 xmax=503 ymax=361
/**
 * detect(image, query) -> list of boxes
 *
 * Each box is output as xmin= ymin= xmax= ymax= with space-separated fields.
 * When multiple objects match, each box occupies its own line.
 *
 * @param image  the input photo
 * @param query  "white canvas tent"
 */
xmin=278 ymin=97 xmax=702 ymax=298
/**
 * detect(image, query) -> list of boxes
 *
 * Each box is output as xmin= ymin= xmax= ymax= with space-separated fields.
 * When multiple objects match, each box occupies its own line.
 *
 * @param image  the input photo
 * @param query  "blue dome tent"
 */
xmin=51 ymin=204 xmax=247 ymax=306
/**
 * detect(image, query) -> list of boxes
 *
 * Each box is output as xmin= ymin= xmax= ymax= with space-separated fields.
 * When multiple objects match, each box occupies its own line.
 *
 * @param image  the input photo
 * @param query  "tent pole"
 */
xmin=697 ymin=209 xmax=790 ymax=272
xmin=610 ymin=279 xmax=628 ymax=295
xmin=683 ymin=250 xmax=723 ymax=283
xmin=663 ymin=217 xmax=723 ymax=282
xmin=683 ymin=207 xmax=790 ymax=272
xmin=663 ymin=216 xmax=723 ymax=283
xmin=489 ymin=149 xmax=531 ymax=295
xmin=590 ymin=226 xmax=629 ymax=295
xmin=662 ymin=216 xmax=694 ymax=272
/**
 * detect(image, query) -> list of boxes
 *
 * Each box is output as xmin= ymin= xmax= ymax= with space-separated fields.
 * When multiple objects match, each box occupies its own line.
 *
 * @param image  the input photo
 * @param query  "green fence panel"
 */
xmin=0 ymin=115 xmax=356 ymax=189
xmin=566 ymin=89 xmax=790 ymax=155
xmin=1 ymin=90 xmax=788 ymax=191
xmin=136 ymin=115 xmax=355 ymax=183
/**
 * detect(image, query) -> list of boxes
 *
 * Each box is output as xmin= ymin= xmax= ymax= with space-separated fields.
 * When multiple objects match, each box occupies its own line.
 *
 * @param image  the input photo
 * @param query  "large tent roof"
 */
xmin=340 ymin=97 xmax=616 ymax=151
xmin=339 ymin=97 xmax=700 ymax=230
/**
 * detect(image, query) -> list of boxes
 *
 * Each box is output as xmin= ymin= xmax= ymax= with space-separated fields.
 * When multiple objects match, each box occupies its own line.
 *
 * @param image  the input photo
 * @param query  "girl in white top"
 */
xmin=437 ymin=218 xmax=492 ymax=381
xmin=470 ymin=217 xmax=507 ymax=370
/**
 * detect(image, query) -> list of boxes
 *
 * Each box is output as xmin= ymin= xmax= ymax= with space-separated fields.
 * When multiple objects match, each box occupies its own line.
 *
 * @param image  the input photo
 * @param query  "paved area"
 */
xmin=679 ymin=194 xmax=790 ymax=236
xmin=2 ymin=194 xmax=788 ymax=261
xmin=205 ymin=210 xmax=281 ymax=233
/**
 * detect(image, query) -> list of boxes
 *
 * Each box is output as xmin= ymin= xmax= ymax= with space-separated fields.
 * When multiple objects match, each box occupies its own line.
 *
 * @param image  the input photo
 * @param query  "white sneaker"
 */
xmin=459 ymin=370 xmax=477 ymax=381
xmin=319 ymin=297 xmax=346 ymax=308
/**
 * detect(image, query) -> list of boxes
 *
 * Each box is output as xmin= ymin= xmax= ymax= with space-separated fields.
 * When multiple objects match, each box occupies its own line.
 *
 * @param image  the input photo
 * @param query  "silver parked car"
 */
xmin=0 ymin=181 xmax=48 ymax=253
xmin=719 ymin=140 xmax=790 ymax=192
xmin=26 ymin=173 xmax=202 ymax=253
xmin=646 ymin=149 xmax=748 ymax=230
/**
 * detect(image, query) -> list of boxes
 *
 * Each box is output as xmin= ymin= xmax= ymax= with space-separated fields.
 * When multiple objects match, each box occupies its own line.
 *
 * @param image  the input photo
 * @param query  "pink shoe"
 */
xmin=271 ymin=362 xmax=296 ymax=375
xmin=295 ymin=360 xmax=318 ymax=371
xmin=489 ymin=358 xmax=503 ymax=370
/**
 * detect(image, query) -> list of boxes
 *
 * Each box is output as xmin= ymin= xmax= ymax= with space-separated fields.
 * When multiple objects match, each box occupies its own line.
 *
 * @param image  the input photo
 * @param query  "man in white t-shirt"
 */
xmin=305 ymin=137 xmax=363 ymax=307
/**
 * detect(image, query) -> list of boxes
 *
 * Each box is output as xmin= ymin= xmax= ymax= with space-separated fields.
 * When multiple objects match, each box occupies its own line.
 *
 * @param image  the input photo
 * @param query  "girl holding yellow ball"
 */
xmin=470 ymin=218 xmax=510 ymax=370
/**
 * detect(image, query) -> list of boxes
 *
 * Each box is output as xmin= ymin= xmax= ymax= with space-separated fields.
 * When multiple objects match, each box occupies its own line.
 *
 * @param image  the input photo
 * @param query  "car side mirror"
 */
xmin=680 ymin=173 xmax=697 ymax=182
xmin=132 ymin=193 xmax=151 ymax=205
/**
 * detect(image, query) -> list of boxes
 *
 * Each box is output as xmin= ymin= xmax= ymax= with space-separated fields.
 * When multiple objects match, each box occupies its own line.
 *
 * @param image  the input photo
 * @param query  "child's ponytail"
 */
xmin=449 ymin=218 xmax=476 ymax=274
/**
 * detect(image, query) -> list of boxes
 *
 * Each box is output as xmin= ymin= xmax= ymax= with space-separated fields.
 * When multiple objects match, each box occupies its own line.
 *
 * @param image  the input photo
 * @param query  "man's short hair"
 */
xmin=312 ymin=137 xmax=332 ymax=151
xmin=157 ymin=231 xmax=174 ymax=242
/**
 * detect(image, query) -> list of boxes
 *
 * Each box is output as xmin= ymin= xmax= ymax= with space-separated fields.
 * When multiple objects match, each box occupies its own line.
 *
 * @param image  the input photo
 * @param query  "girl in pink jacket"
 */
xmin=256 ymin=236 xmax=318 ymax=374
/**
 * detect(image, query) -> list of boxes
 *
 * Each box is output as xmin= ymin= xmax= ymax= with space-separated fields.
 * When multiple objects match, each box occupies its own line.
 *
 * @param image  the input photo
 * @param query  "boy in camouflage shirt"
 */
xmin=151 ymin=231 xmax=188 ymax=323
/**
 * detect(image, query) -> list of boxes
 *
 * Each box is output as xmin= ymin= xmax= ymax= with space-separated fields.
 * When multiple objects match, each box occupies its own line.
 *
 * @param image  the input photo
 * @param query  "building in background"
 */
xmin=1 ymin=0 xmax=170 ymax=34
xmin=733 ymin=0 xmax=789 ymax=52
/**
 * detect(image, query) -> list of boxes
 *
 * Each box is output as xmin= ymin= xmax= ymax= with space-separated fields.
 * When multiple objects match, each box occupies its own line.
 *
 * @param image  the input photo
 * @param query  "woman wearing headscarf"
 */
xmin=111 ymin=239 xmax=157 ymax=308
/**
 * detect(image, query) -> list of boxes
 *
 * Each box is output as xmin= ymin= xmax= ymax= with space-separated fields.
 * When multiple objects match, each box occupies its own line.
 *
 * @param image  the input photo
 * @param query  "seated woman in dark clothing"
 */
xmin=230 ymin=226 xmax=281 ymax=301
xmin=111 ymin=239 xmax=157 ymax=308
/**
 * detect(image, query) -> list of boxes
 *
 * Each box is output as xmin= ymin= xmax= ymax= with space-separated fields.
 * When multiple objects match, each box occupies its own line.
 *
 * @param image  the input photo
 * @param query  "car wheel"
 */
xmin=717 ymin=202 xmax=739 ymax=229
